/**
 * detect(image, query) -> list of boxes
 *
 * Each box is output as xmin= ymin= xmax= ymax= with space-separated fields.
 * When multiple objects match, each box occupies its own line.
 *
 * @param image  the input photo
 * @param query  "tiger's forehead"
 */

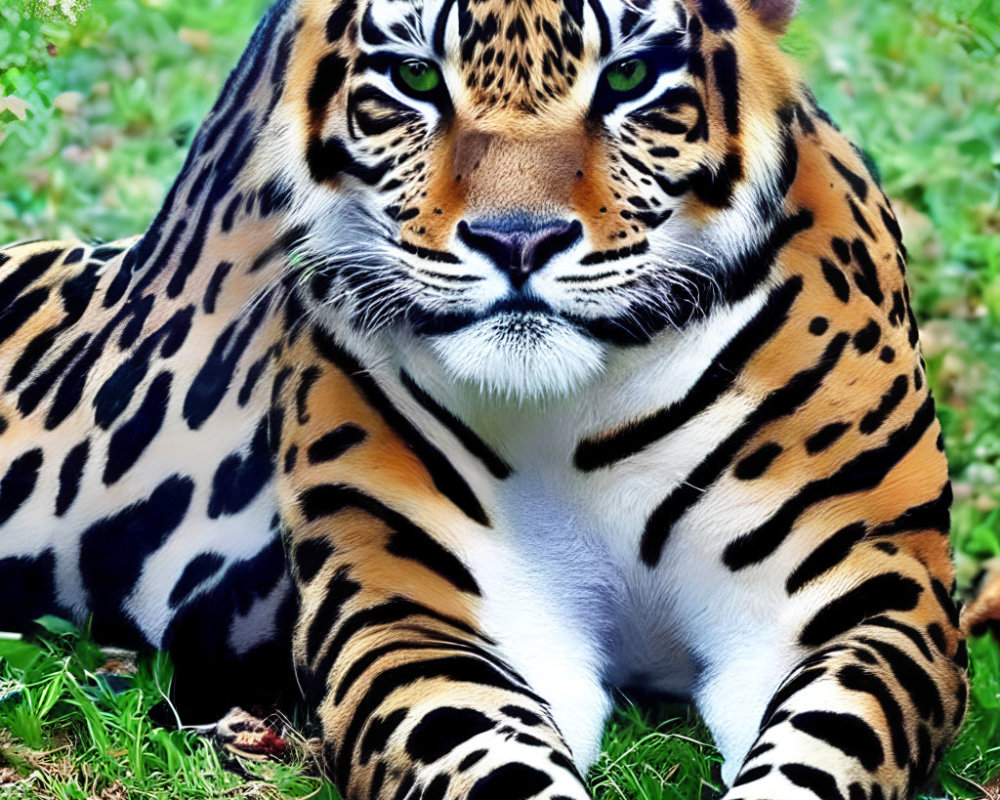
xmin=352 ymin=0 xmax=688 ymax=109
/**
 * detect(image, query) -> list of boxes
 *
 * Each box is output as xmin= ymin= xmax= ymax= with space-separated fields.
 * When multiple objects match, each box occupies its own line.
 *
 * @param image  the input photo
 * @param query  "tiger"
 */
xmin=0 ymin=0 xmax=969 ymax=798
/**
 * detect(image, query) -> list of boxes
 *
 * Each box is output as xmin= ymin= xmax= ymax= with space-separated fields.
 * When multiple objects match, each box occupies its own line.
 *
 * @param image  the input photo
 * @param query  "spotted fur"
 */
xmin=0 ymin=0 xmax=967 ymax=798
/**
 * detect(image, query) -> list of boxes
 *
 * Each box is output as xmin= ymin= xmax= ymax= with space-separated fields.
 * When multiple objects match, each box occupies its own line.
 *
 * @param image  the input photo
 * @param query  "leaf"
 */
xmin=33 ymin=615 xmax=80 ymax=636
xmin=0 ymin=636 xmax=42 ymax=670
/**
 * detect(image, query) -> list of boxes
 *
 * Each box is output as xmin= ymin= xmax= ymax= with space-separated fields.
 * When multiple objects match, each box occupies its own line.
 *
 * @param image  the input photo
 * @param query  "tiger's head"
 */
xmin=243 ymin=0 xmax=805 ymax=397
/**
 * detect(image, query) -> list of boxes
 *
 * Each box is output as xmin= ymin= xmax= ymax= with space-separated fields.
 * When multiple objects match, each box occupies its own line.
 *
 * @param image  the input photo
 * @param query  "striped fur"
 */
xmin=0 ymin=0 xmax=966 ymax=798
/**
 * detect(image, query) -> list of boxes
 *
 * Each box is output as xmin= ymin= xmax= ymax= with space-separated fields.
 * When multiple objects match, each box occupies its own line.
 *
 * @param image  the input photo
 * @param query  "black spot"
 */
xmin=851 ymin=239 xmax=884 ymax=306
xmin=103 ymin=371 xmax=172 ymax=485
xmin=805 ymin=422 xmax=850 ymax=454
xmin=696 ymin=0 xmax=737 ymax=30
xmin=55 ymin=440 xmax=90 ymax=516
xmin=734 ymin=443 xmax=783 ymax=480
xmin=831 ymin=238 xmax=851 ymax=265
xmin=80 ymin=475 xmax=195 ymax=640
xmin=168 ymin=552 xmax=226 ymax=608
xmin=309 ymin=53 xmax=349 ymax=115
xmin=203 ymin=261 xmax=233 ymax=313
xmin=406 ymin=707 xmax=495 ymax=763
xmin=326 ymin=0 xmax=357 ymax=41
xmin=0 ymin=449 xmax=44 ymax=526
xmin=820 ymin=259 xmax=850 ymax=303
xmin=852 ymin=319 xmax=880 ymax=354
xmin=184 ymin=302 xmax=270 ymax=429
xmin=467 ymin=763 xmax=554 ymax=800
xmin=725 ymin=395 xmax=938 ymax=570
xmin=459 ymin=749 xmax=488 ymax=771
xmin=501 ymin=705 xmax=543 ymax=726
xmin=809 ymin=317 xmax=829 ymax=335
xmin=308 ymin=424 xmax=367 ymax=464
xmin=293 ymin=536 xmax=334 ymax=583
xmin=879 ymin=346 xmax=895 ymax=363
xmin=732 ymin=764 xmax=771 ymax=787
xmin=423 ymin=774 xmax=451 ymax=800
xmin=837 ymin=664 xmax=910 ymax=767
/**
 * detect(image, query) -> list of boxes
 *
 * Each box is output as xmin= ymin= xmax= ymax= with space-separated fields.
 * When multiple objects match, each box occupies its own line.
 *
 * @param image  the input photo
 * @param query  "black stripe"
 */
xmin=860 ymin=375 xmax=908 ymax=435
xmin=712 ymin=43 xmax=740 ymax=134
xmin=103 ymin=371 xmax=173 ymax=485
xmin=642 ymin=330 xmax=848 ymax=567
xmin=0 ymin=449 xmax=44 ymax=526
xmin=337 ymin=655 xmax=531 ymax=788
xmin=871 ymin=483 xmax=951 ymax=537
xmin=293 ymin=536 xmax=335 ymax=583
xmin=0 ymin=287 xmax=50 ymax=346
xmin=306 ymin=566 xmax=363 ymax=663
xmin=779 ymin=764 xmax=844 ymax=800
xmin=850 ymin=238 xmax=883 ymax=305
xmin=724 ymin=394 xmax=937 ymax=571
xmin=0 ymin=250 xmax=61 ymax=316
xmin=308 ymin=424 xmax=367 ymax=464
xmin=836 ymin=665 xmax=909 ymax=768
xmin=55 ymin=439 xmax=90 ymax=517
xmin=863 ymin=616 xmax=933 ymax=661
xmin=335 ymin=639 xmax=484 ymax=704
xmin=785 ymin=522 xmax=866 ymax=594
xmin=759 ymin=667 xmax=825 ymax=731
xmin=732 ymin=764 xmax=771 ymax=787
xmin=575 ymin=276 xmax=803 ymax=471
xmin=407 ymin=706 xmax=496 ymax=763
xmin=401 ymin=371 xmax=511 ymax=479
xmin=856 ymin=636 xmax=944 ymax=727
xmin=310 ymin=327 xmax=489 ymax=525
xmin=310 ymin=597 xmax=484 ymax=702
xmin=798 ymin=573 xmax=923 ymax=648
xmin=820 ymin=258 xmax=850 ymax=303
xmin=829 ymin=156 xmax=868 ymax=202
xmin=298 ymin=483 xmax=480 ymax=595
xmin=791 ymin=711 xmax=884 ymax=771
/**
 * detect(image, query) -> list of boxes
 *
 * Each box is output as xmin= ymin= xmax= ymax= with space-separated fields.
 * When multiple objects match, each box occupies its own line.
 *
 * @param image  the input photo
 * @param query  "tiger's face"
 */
xmin=280 ymin=0 xmax=801 ymax=397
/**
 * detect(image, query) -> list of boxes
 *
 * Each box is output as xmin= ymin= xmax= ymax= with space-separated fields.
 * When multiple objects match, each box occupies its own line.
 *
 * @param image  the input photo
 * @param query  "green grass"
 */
xmin=0 ymin=618 xmax=334 ymax=799
xmin=1 ymin=0 xmax=999 ymax=797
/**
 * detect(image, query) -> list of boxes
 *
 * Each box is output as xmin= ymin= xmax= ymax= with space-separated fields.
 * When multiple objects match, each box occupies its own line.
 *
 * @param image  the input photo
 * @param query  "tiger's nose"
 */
xmin=457 ymin=218 xmax=583 ymax=288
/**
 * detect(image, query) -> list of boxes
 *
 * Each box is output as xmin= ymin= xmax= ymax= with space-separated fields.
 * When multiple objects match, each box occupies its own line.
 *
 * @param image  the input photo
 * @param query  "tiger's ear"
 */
xmin=749 ymin=0 xmax=799 ymax=31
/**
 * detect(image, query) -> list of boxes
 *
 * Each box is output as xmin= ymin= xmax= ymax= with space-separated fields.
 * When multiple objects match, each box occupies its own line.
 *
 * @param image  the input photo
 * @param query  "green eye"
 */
xmin=605 ymin=58 xmax=648 ymax=92
xmin=397 ymin=59 xmax=441 ymax=93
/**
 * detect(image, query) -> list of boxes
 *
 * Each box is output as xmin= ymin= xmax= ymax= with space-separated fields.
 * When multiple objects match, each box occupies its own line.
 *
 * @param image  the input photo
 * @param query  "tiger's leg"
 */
xmin=276 ymin=331 xmax=597 ymax=800
xmin=697 ymin=540 xmax=967 ymax=800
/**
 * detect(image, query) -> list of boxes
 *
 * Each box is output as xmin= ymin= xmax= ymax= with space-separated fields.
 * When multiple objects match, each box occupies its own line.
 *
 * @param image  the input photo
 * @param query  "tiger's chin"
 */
xmin=426 ymin=312 xmax=607 ymax=400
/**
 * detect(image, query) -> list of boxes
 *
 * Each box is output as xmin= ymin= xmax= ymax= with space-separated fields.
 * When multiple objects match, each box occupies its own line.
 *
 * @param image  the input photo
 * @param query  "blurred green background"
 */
xmin=0 ymin=0 xmax=998 ymax=798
